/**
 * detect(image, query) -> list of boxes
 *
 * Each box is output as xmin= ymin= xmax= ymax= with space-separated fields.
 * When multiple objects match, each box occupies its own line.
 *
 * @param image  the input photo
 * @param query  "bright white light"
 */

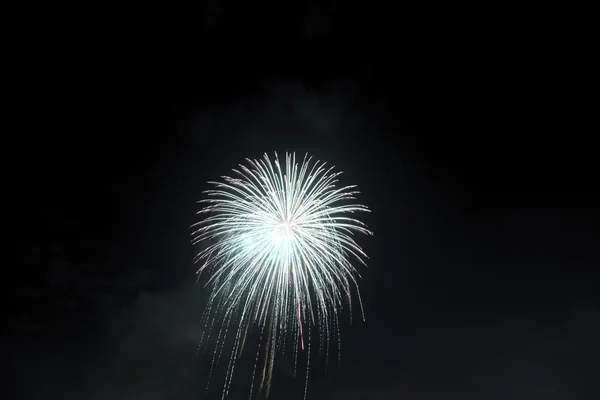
xmin=192 ymin=152 xmax=372 ymax=399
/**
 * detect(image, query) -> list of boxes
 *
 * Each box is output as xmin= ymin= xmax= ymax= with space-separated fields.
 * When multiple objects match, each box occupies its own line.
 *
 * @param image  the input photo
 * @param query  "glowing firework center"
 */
xmin=273 ymin=219 xmax=295 ymax=246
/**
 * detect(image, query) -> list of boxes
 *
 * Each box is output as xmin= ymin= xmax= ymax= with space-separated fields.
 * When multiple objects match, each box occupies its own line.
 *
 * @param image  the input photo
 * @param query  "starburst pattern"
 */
xmin=192 ymin=152 xmax=372 ymax=399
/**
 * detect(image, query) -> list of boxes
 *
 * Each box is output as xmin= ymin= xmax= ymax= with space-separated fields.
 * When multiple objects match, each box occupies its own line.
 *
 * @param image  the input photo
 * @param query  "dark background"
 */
xmin=7 ymin=2 xmax=598 ymax=399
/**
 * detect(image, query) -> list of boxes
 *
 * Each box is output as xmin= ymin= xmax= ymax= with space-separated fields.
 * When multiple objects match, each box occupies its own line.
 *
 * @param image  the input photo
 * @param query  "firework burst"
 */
xmin=192 ymin=152 xmax=372 ymax=399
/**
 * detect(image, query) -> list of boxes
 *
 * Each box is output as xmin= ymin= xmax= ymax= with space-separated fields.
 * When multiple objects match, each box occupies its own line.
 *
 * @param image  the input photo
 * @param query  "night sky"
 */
xmin=8 ymin=3 xmax=599 ymax=399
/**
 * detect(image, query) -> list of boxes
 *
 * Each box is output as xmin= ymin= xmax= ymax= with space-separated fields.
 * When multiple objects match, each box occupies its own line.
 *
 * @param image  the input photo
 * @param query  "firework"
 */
xmin=192 ymin=152 xmax=372 ymax=399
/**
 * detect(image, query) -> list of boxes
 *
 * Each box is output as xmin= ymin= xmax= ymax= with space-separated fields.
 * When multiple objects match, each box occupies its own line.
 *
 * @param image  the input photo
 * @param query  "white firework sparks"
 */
xmin=192 ymin=152 xmax=372 ymax=399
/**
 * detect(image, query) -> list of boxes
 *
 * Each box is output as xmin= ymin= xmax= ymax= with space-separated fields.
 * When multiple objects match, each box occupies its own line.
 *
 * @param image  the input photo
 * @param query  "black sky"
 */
xmin=7 ymin=2 xmax=599 ymax=399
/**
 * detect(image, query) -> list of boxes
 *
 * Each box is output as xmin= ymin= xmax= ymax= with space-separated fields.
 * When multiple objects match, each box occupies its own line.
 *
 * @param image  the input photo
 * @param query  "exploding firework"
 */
xmin=192 ymin=152 xmax=372 ymax=399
